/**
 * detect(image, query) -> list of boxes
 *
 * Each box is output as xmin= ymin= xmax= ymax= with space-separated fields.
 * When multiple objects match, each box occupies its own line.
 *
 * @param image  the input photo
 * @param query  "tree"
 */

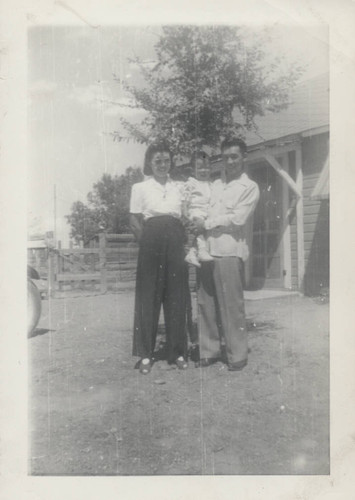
xmin=66 ymin=200 xmax=101 ymax=246
xmin=66 ymin=166 xmax=143 ymax=245
xmin=113 ymin=26 xmax=303 ymax=154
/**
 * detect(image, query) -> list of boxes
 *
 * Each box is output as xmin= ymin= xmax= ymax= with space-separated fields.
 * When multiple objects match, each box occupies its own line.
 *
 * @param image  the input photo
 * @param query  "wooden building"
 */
xmin=211 ymin=73 xmax=329 ymax=295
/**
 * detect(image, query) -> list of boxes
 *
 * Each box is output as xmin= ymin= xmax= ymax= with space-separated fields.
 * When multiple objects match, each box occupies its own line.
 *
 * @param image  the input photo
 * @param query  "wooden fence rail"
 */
xmin=28 ymin=233 xmax=139 ymax=297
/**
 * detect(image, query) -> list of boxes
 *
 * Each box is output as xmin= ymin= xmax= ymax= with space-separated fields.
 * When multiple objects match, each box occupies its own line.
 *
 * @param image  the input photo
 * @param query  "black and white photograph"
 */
xmin=27 ymin=23 xmax=330 ymax=476
xmin=1 ymin=0 xmax=355 ymax=498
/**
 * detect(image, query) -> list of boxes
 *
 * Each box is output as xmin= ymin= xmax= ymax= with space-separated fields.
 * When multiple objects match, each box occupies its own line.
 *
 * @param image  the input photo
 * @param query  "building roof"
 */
xmin=244 ymin=73 xmax=329 ymax=147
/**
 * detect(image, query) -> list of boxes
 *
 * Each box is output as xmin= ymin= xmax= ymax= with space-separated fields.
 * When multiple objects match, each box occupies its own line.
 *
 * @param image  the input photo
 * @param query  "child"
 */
xmin=184 ymin=151 xmax=214 ymax=267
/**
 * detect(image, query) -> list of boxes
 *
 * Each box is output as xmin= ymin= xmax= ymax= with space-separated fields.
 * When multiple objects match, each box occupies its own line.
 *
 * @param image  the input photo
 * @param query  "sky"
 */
xmin=28 ymin=24 xmax=329 ymax=244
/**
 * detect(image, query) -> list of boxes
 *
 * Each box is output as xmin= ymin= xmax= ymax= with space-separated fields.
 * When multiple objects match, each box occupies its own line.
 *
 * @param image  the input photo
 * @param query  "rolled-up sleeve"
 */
xmin=130 ymin=183 xmax=143 ymax=214
xmin=205 ymin=183 xmax=260 ymax=229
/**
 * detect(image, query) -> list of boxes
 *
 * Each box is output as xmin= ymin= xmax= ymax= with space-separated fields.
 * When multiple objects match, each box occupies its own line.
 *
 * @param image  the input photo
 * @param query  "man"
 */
xmin=194 ymin=137 xmax=260 ymax=371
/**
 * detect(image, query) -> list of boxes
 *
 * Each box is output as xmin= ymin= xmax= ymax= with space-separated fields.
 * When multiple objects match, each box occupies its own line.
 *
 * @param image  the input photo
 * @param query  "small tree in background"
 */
xmin=113 ymin=26 xmax=303 ymax=155
xmin=66 ymin=200 xmax=101 ymax=246
xmin=66 ymin=166 xmax=143 ymax=245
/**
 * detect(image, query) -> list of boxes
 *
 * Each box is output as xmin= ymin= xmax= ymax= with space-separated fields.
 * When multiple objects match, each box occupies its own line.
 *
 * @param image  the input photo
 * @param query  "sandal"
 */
xmin=139 ymin=358 xmax=153 ymax=375
xmin=175 ymin=356 xmax=188 ymax=370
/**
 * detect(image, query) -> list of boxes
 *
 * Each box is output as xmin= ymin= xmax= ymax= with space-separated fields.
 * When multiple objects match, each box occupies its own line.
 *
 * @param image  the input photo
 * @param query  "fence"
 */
xmin=28 ymin=233 xmax=139 ymax=297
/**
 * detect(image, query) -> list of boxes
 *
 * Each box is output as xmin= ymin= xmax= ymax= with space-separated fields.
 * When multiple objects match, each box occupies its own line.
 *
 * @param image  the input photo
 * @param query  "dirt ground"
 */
xmin=29 ymin=289 xmax=329 ymax=475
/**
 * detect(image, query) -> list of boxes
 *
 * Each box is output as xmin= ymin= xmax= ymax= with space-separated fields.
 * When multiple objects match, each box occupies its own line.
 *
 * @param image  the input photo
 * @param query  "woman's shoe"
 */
xmin=175 ymin=356 xmax=188 ymax=370
xmin=139 ymin=358 xmax=153 ymax=375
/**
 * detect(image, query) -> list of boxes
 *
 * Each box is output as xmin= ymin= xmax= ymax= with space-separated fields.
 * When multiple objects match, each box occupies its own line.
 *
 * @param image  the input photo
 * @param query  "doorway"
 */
xmin=248 ymin=162 xmax=284 ymax=289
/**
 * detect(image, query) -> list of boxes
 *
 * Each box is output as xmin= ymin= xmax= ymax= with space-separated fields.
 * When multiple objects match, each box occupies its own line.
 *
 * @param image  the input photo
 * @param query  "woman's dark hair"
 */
xmin=143 ymin=142 xmax=173 ymax=175
xmin=220 ymin=137 xmax=247 ymax=155
xmin=190 ymin=150 xmax=210 ymax=168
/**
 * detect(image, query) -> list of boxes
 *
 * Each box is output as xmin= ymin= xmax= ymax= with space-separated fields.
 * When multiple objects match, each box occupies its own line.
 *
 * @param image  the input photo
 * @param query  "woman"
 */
xmin=129 ymin=142 xmax=188 ymax=375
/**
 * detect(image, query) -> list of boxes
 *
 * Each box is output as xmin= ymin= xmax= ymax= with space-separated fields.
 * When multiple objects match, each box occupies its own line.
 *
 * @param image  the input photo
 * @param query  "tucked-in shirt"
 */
xmin=205 ymin=173 xmax=260 ymax=260
xmin=184 ymin=177 xmax=211 ymax=220
xmin=130 ymin=177 xmax=183 ymax=220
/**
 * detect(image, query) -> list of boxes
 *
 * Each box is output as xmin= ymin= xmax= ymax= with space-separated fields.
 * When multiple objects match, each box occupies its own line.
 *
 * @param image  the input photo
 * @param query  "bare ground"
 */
xmin=29 ymin=291 xmax=329 ymax=475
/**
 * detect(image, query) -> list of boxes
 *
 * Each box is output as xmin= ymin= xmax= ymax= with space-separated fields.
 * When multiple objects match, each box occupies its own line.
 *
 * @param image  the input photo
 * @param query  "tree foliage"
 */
xmin=114 ymin=26 xmax=303 ymax=155
xmin=66 ymin=167 xmax=143 ymax=245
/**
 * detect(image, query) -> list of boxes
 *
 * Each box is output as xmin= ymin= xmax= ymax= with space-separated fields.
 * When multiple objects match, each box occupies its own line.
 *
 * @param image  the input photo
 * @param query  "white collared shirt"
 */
xmin=205 ymin=173 xmax=260 ymax=259
xmin=130 ymin=177 xmax=183 ymax=220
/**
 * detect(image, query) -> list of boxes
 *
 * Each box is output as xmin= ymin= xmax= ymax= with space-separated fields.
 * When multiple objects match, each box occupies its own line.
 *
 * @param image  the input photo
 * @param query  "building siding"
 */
xmin=288 ymin=152 xmax=299 ymax=289
xmin=301 ymin=133 xmax=329 ymax=294
xmin=287 ymin=133 xmax=329 ymax=293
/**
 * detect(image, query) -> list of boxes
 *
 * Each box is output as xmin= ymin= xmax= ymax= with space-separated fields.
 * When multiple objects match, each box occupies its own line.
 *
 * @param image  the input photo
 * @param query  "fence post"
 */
xmin=47 ymin=248 xmax=56 ymax=298
xmin=99 ymin=233 xmax=107 ymax=293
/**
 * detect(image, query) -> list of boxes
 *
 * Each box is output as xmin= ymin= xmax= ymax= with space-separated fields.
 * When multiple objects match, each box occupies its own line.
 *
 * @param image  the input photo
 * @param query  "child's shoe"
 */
xmin=185 ymin=248 xmax=201 ymax=267
xmin=198 ymin=249 xmax=214 ymax=262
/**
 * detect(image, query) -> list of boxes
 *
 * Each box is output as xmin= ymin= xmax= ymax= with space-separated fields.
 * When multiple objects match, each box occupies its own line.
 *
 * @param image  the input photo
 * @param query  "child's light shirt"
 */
xmin=184 ymin=177 xmax=211 ymax=220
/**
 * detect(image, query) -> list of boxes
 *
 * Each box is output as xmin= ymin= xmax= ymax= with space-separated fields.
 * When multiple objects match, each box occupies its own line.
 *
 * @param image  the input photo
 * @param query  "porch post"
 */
xmin=295 ymin=146 xmax=305 ymax=291
xmin=263 ymin=153 xmax=302 ymax=198
xmin=282 ymin=153 xmax=292 ymax=289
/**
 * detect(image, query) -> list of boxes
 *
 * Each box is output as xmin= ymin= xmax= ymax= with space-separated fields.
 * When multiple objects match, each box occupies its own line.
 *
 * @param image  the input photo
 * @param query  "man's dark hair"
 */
xmin=143 ymin=142 xmax=173 ymax=175
xmin=220 ymin=137 xmax=247 ymax=156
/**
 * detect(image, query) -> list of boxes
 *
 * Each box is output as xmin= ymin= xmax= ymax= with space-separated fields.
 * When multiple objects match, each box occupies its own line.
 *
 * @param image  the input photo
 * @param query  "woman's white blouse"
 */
xmin=130 ymin=177 xmax=184 ymax=220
